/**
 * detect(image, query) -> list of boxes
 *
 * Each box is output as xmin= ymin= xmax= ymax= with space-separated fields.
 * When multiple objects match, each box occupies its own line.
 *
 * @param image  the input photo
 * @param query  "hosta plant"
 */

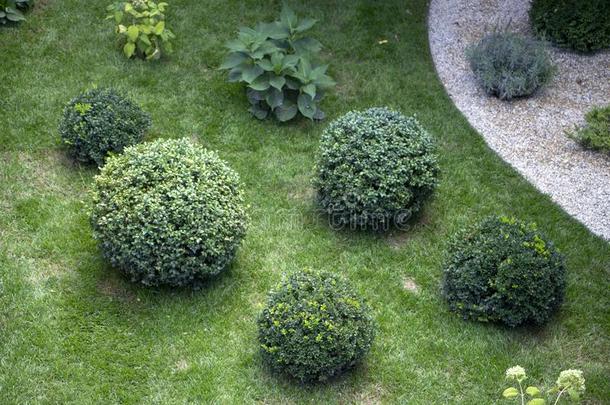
xmin=0 ymin=0 xmax=33 ymax=24
xmin=221 ymin=5 xmax=335 ymax=122
xmin=502 ymin=366 xmax=585 ymax=404
xmin=106 ymin=0 xmax=174 ymax=60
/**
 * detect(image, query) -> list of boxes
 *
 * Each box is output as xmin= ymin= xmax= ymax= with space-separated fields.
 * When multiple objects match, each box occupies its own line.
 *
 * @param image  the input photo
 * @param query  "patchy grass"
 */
xmin=0 ymin=0 xmax=609 ymax=403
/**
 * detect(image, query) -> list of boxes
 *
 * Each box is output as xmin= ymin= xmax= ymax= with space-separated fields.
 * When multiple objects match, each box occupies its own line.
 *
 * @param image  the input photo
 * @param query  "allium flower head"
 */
xmin=505 ymin=365 xmax=527 ymax=382
xmin=556 ymin=369 xmax=585 ymax=393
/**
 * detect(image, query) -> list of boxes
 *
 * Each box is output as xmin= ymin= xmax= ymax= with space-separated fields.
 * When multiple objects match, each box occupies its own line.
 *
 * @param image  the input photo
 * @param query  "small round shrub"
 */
xmin=442 ymin=216 xmax=566 ymax=327
xmin=258 ymin=269 xmax=376 ymax=382
xmin=530 ymin=0 xmax=610 ymax=53
xmin=313 ymin=107 xmax=439 ymax=230
xmin=59 ymin=88 xmax=151 ymax=165
xmin=467 ymin=32 xmax=554 ymax=100
xmin=91 ymin=138 xmax=248 ymax=287
xmin=568 ymin=104 xmax=610 ymax=154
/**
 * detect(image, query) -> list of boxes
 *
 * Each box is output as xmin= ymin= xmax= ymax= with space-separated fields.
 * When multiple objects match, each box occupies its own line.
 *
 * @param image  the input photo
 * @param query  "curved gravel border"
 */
xmin=428 ymin=0 xmax=610 ymax=240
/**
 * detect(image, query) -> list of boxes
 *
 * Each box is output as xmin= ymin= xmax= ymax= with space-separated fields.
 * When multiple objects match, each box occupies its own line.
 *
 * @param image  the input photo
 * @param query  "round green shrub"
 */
xmin=258 ymin=269 xmax=376 ymax=382
xmin=91 ymin=138 xmax=248 ymax=287
xmin=313 ymin=107 xmax=439 ymax=230
xmin=467 ymin=32 xmax=555 ymax=100
xmin=59 ymin=88 xmax=151 ymax=165
xmin=568 ymin=104 xmax=610 ymax=154
xmin=442 ymin=216 xmax=566 ymax=327
xmin=530 ymin=0 xmax=610 ymax=53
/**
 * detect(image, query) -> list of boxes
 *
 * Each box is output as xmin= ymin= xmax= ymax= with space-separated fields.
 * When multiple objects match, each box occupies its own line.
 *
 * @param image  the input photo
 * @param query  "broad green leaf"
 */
xmin=525 ymin=387 xmax=541 ymax=397
xmin=567 ymin=389 xmax=580 ymax=401
xmin=249 ymin=103 xmax=269 ymax=120
xmin=526 ymin=399 xmax=545 ymax=405
xmin=225 ymin=39 xmax=248 ymax=53
xmin=265 ymin=88 xmax=284 ymax=109
xmin=292 ymin=37 xmax=322 ymax=54
xmin=301 ymin=83 xmax=316 ymax=99
xmin=297 ymin=93 xmax=316 ymax=119
xmin=114 ymin=11 xmax=123 ymax=23
xmin=242 ymin=65 xmax=264 ymax=83
xmin=154 ymin=20 xmax=165 ymax=35
xmin=256 ymin=58 xmax=274 ymax=71
xmin=274 ymin=102 xmax=298 ymax=122
xmin=127 ymin=25 xmax=139 ymax=41
xmin=228 ymin=67 xmax=243 ymax=82
xmin=269 ymin=75 xmax=286 ymax=90
xmin=220 ymin=53 xmax=248 ymax=70
xmin=295 ymin=17 xmax=316 ymax=33
xmin=280 ymin=5 xmax=297 ymax=29
xmin=502 ymin=387 xmax=519 ymax=399
xmin=139 ymin=34 xmax=151 ymax=46
xmin=249 ymin=74 xmax=270 ymax=91
xmin=123 ymin=42 xmax=136 ymax=58
xmin=258 ymin=22 xmax=289 ymax=40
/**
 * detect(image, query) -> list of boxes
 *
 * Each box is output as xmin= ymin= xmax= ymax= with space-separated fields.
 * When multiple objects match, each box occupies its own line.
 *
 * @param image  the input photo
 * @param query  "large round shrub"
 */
xmin=91 ymin=138 xmax=248 ymax=287
xmin=313 ymin=107 xmax=439 ymax=230
xmin=442 ymin=216 xmax=566 ymax=327
xmin=467 ymin=32 xmax=554 ymax=100
xmin=59 ymin=88 xmax=151 ymax=165
xmin=258 ymin=269 xmax=376 ymax=382
xmin=530 ymin=0 xmax=610 ymax=53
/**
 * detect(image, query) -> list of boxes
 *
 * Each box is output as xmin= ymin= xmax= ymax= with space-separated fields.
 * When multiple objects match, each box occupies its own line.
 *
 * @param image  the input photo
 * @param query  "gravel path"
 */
xmin=428 ymin=0 xmax=610 ymax=240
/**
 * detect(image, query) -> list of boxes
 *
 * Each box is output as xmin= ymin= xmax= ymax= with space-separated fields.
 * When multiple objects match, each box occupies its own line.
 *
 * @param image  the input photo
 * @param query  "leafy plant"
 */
xmin=530 ymin=0 xmax=610 ymax=53
xmin=91 ymin=138 xmax=249 ymax=287
xmin=442 ymin=216 xmax=566 ymax=327
xmin=106 ymin=0 xmax=174 ymax=60
xmin=0 ymin=0 xmax=34 ymax=25
xmin=313 ymin=107 xmax=439 ymax=231
xmin=502 ymin=366 xmax=586 ymax=404
xmin=567 ymin=104 xmax=610 ymax=155
xmin=220 ymin=5 xmax=335 ymax=122
xmin=59 ymin=87 xmax=151 ymax=165
xmin=258 ymin=269 xmax=375 ymax=382
xmin=467 ymin=32 xmax=554 ymax=100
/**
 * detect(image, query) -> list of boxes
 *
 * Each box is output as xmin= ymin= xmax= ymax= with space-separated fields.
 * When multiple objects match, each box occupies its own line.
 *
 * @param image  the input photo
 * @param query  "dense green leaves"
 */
xmin=220 ymin=5 xmax=335 ymax=122
xmin=567 ymin=104 xmax=610 ymax=155
xmin=314 ymin=107 xmax=439 ymax=230
xmin=530 ymin=0 xmax=610 ymax=53
xmin=106 ymin=0 xmax=175 ymax=60
xmin=91 ymin=138 xmax=249 ymax=287
xmin=0 ymin=0 xmax=33 ymax=24
xmin=442 ymin=216 xmax=566 ymax=327
xmin=59 ymin=88 xmax=151 ymax=165
xmin=467 ymin=32 xmax=554 ymax=100
xmin=258 ymin=270 xmax=376 ymax=382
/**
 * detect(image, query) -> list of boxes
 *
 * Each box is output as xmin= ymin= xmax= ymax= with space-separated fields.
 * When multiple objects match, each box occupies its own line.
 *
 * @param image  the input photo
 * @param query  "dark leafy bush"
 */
xmin=313 ymin=107 xmax=439 ymax=231
xmin=467 ymin=32 xmax=554 ymax=100
xmin=568 ymin=104 xmax=610 ymax=154
xmin=442 ymin=216 xmax=566 ymax=327
xmin=258 ymin=269 xmax=375 ymax=382
xmin=59 ymin=88 xmax=151 ymax=166
xmin=530 ymin=0 xmax=610 ymax=53
xmin=91 ymin=138 xmax=248 ymax=287
xmin=221 ymin=5 xmax=335 ymax=122
xmin=0 ymin=0 xmax=33 ymax=24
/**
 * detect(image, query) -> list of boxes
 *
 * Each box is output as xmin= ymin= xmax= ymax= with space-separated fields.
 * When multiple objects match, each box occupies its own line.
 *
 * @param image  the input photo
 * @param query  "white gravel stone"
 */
xmin=428 ymin=0 xmax=610 ymax=240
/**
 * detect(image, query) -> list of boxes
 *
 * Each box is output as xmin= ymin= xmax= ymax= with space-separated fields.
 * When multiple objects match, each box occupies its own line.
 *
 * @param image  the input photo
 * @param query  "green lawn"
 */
xmin=0 ymin=0 xmax=608 ymax=403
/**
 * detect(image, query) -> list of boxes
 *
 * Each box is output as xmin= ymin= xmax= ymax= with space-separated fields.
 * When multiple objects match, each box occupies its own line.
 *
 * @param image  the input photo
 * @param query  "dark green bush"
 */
xmin=59 ymin=88 xmax=151 ymax=166
xmin=568 ymin=104 xmax=610 ymax=154
xmin=313 ymin=107 xmax=439 ymax=231
xmin=530 ymin=0 xmax=610 ymax=53
xmin=91 ymin=138 xmax=248 ymax=287
xmin=258 ymin=269 xmax=376 ymax=382
xmin=467 ymin=32 xmax=554 ymax=100
xmin=0 ymin=0 xmax=33 ymax=24
xmin=442 ymin=216 xmax=566 ymax=327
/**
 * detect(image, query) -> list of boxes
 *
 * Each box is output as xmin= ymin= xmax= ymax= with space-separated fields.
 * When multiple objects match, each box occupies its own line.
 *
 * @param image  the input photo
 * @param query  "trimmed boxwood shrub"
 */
xmin=530 ymin=0 xmax=610 ymax=53
xmin=442 ymin=216 xmax=566 ymax=327
xmin=59 ymin=88 xmax=151 ymax=166
xmin=467 ymin=32 xmax=554 ymax=100
xmin=258 ymin=269 xmax=376 ymax=382
xmin=313 ymin=107 xmax=439 ymax=230
xmin=91 ymin=138 xmax=248 ymax=287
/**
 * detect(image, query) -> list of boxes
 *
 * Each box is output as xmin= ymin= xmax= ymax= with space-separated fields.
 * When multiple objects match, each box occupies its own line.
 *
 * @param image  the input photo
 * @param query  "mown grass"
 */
xmin=0 ymin=0 xmax=608 ymax=403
